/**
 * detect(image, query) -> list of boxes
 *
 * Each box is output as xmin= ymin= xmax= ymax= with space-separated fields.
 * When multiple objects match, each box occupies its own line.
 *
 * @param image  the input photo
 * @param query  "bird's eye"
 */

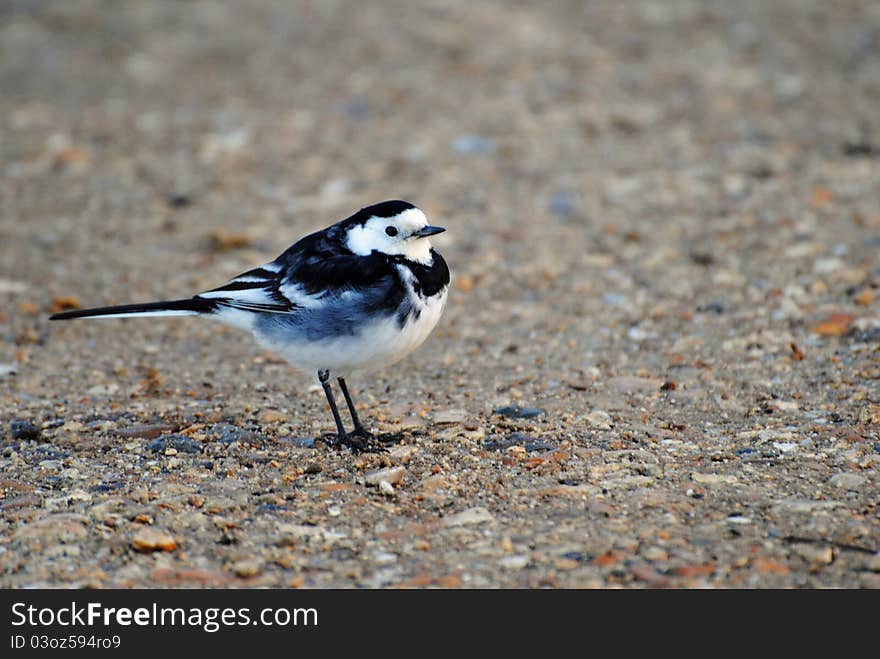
xmin=385 ymin=226 xmax=398 ymax=237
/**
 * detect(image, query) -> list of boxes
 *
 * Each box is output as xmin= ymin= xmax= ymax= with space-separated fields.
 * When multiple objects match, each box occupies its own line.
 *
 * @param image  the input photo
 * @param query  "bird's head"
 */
xmin=343 ymin=200 xmax=444 ymax=263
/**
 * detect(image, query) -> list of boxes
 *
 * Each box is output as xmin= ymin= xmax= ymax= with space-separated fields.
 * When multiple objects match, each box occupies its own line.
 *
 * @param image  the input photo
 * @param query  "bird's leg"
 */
xmin=318 ymin=370 xmax=347 ymax=439
xmin=337 ymin=377 xmax=371 ymax=439
xmin=318 ymin=371 xmax=382 ymax=453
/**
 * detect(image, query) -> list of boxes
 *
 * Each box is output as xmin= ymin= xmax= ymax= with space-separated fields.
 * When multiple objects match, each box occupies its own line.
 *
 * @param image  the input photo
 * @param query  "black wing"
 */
xmin=196 ymin=228 xmax=401 ymax=314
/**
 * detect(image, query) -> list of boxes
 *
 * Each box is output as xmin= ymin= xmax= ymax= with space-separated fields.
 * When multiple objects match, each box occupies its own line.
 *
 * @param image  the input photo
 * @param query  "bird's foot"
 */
xmin=321 ymin=429 xmax=386 ymax=453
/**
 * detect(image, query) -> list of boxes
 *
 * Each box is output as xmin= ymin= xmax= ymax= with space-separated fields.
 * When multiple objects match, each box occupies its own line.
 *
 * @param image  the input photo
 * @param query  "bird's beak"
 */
xmin=413 ymin=225 xmax=445 ymax=238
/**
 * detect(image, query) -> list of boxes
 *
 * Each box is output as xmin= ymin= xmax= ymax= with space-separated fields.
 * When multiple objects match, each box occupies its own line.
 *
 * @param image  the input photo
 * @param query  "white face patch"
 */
xmin=345 ymin=207 xmax=435 ymax=263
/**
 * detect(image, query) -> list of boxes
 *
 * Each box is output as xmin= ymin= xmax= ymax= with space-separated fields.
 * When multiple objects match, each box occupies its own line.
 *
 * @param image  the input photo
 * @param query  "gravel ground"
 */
xmin=1 ymin=0 xmax=879 ymax=588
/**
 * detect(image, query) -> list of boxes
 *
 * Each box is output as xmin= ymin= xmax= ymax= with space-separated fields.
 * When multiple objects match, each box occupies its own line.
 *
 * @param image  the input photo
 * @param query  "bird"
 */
xmin=50 ymin=200 xmax=450 ymax=451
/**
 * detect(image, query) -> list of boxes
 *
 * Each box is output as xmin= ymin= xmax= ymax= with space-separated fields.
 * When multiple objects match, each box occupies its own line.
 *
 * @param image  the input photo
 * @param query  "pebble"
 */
xmin=443 ymin=506 xmax=495 ymax=527
xmin=387 ymin=445 xmax=418 ymax=462
xmin=433 ymin=409 xmax=467 ymax=425
xmin=771 ymin=499 xmax=843 ymax=513
xmin=642 ymin=547 xmax=669 ymax=561
xmin=231 ymin=559 xmax=263 ymax=578
xmin=258 ymin=409 xmax=288 ymax=424
xmin=418 ymin=474 xmax=449 ymax=492
xmin=451 ymin=135 xmax=494 ymax=154
xmin=147 ymin=434 xmax=202 ymax=454
xmin=282 ymin=437 xmax=316 ymax=449
xmin=691 ymin=473 xmax=739 ymax=485
xmin=210 ymin=423 xmax=252 ymax=444
xmin=373 ymin=551 xmax=398 ymax=565
xmin=584 ymin=410 xmax=613 ymax=430
xmin=602 ymin=292 xmax=629 ymax=308
xmin=0 ymin=279 xmax=29 ymax=293
xmin=600 ymin=475 xmax=654 ymax=490
xmin=0 ymin=363 xmax=18 ymax=378
xmin=1 ymin=494 xmax=42 ymax=511
xmin=828 ymin=473 xmax=866 ymax=490
xmin=365 ymin=466 xmax=405 ymax=486
xmin=791 ymin=544 xmax=833 ymax=566
xmin=498 ymin=555 xmax=530 ymax=570
xmin=86 ymin=384 xmax=118 ymax=396
xmin=131 ymin=528 xmax=177 ymax=553
xmin=117 ymin=424 xmax=177 ymax=440
xmin=493 ymin=406 xmax=544 ymax=419
xmin=549 ymin=191 xmax=576 ymax=218
xmin=15 ymin=514 xmax=89 ymax=543
xmin=11 ymin=420 xmax=41 ymax=441
xmin=378 ymin=481 xmax=395 ymax=496
xmin=336 ymin=98 xmax=369 ymax=120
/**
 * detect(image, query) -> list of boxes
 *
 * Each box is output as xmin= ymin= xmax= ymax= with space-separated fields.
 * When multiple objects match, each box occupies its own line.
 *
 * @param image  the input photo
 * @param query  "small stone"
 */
xmin=499 ymin=554 xmax=530 ymax=570
xmin=131 ymin=528 xmax=177 ymax=553
xmin=11 ymin=420 xmax=41 ymax=441
xmin=812 ymin=312 xmax=855 ymax=337
xmin=603 ymin=292 xmax=629 ymax=308
xmin=828 ymin=472 xmax=866 ymax=490
xmin=210 ymin=423 xmax=252 ymax=444
xmin=117 ymin=424 xmax=177 ymax=440
xmin=231 ymin=559 xmax=263 ymax=578
xmin=585 ymin=410 xmax=613 ymax=430
xmin=792 ymin=544 xmax=833 ymax=566
xmin=258 ymin=409 xmax=288 ymax=424
xmin=600 ymin=475 xmax=654 ymax=490
xmin=387 ymin=445 xmax=418 ymax=462
xmin=378 ymin=481 xmax=395 ymax=496
xmin=418 ymin=474 xmax=449 ymax=492
xmin=854 ymin=287 xmax=873 ymax=306
xmin=642 ymin=547 xmax=668 ymax=561
xmin=86 ymin=384 xmax=119 ymax=396
xmin=493 ymin=406 xmax=544 ymax=419
xmin=283 ymin=437 xmax=316 ymax=449
xmin=443 ymin=506 xmax=495 ymax=527
xmin=549 ymin=191 xmax=576 ymax=218
xmin=0 ymin=279 xmax=29 ymax=294
xmin=147 ymin=434 xmax=202 ymax=454
xmin=772 ymin=499 xmax=843 ymax=514
xmin=691 ymin=473 xmax=739 ymax=485
xmin=365 ymin=466 xmax=405 ymax=486
xmin=433 ymin=409 xmax=467 ymax=425
xmin=451 ymin=135 xmax=495 ymax=154
xmin=1 ymin=494 xmax=41 ymax=511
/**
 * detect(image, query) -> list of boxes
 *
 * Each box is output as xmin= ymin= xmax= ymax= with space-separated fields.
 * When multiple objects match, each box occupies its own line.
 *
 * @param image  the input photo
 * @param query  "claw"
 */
xmin=320 ymin=431 xmax=387 ymax=454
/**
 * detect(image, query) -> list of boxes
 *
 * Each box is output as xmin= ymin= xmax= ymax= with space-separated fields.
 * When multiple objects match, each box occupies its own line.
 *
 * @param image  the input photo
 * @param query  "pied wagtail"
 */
xmin=50 ymin=200 xmax=450 ymax=451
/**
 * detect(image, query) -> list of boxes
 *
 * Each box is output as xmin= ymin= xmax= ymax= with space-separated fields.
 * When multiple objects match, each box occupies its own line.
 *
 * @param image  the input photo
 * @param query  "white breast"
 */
xmin=249 ymin=270 xmax=447 ymax=376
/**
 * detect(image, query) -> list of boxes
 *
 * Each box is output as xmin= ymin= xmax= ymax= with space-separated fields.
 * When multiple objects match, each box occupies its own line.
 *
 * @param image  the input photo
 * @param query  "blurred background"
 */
xmin=3 ymin=0 xmax=879 ymax=435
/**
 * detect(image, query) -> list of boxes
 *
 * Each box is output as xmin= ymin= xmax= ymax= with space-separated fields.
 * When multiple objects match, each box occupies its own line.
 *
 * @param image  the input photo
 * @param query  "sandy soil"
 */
xmin=1 ymin=0 xmax=878 ymax=588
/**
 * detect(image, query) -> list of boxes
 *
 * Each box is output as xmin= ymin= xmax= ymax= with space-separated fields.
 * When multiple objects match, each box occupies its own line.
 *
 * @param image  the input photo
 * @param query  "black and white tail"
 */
xmin=49 ymin=298 xmax=218 ymax=321
xmin=49 ymin=262 xmax=291 ymax=326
